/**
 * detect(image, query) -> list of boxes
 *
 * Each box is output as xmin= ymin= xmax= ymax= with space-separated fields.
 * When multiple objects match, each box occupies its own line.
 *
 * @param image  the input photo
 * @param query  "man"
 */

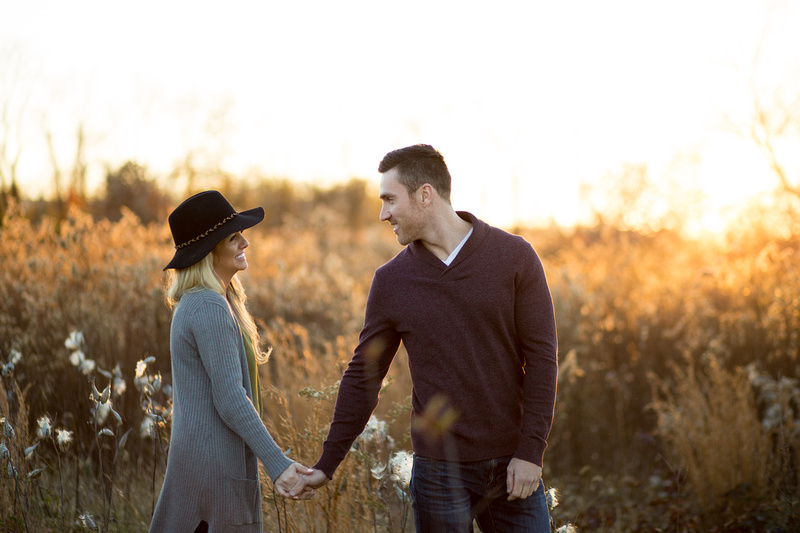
xmin=297 ymin=144 xmax=558 ymax=532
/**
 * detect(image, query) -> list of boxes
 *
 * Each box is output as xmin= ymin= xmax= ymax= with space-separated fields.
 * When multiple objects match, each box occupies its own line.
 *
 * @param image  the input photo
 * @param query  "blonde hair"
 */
xmin=166 ymin=253 xmax=269 ymax=363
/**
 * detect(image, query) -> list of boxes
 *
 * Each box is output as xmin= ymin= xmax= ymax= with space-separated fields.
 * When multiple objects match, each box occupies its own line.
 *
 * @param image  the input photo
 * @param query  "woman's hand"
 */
xmin=274 ymin=463 xmax=316 ymax=500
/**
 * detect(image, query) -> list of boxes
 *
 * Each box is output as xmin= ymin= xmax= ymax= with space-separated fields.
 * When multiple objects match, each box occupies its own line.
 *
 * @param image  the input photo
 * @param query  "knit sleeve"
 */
xmin=514 ymin=243 xmax=558 ymax=467
xmin=313 ymin=270 xmax=401 ymax=478
xmin=190 ymin=295 xmax=294 ymax=481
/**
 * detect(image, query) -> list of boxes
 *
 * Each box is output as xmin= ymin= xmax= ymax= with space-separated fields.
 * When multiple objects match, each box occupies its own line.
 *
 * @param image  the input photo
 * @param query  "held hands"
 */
xmin=289 ymin=468 xmax=329 ymax=498
xmin=506 ymin=458 xmax=542 ymax=501
xmin=274 ymin=463 xmax=316 ymax=500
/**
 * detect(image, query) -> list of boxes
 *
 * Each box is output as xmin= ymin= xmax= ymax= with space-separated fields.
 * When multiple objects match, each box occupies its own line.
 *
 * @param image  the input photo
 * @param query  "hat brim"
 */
xmin=163 ymin=206 xmax=265 ymax=270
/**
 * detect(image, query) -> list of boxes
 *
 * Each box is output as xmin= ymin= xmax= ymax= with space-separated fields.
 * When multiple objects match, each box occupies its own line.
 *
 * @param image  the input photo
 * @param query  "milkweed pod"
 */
xmin=37 ymin=416 xmax=52 ymax=439
xmin=100 ymin=384 xmax=111 ymax=404
xmin=56 ymin=429 xmax=73 ymax=452
xmin=119 ymin=428 xmax=133 ymax=450
xmin=27 ymin=467 xmax=46 ymax=479
xmin=2 ymin=419 xmax=14 ymax=441
xmin=90 ymin=379 xmax=102 ymax=402
xmin=24 ymin=441 xmax=39 ymax=460
xmin=111 ymin=407 xmax=123 ymax=426
xmin=80 ymin=511 xmax=98 ymax=531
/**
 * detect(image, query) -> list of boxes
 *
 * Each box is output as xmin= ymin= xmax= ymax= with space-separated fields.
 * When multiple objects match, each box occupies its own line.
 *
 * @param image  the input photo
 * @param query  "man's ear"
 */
xmin=419 ymin=183 xmax=435 ymax=206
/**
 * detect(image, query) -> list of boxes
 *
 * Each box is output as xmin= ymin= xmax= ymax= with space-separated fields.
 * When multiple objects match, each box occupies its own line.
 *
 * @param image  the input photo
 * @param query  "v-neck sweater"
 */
xmin=315 ymin=213 xmax=558 ymax=477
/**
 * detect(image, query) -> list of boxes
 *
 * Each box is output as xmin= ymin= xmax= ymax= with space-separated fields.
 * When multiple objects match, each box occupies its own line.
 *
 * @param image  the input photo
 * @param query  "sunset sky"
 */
xmin=2 ymin=0 xmax=799 ymax=230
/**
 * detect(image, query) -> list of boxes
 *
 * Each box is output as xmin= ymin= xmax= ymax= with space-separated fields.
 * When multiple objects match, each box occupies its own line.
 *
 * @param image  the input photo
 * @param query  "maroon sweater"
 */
xmin=314 ymin=213 xmax=557 ymax=478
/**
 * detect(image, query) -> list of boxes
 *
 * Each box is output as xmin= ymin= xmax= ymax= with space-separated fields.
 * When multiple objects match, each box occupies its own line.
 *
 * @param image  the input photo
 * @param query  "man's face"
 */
xmin=379 ymin=168 xmax=425 ymax=245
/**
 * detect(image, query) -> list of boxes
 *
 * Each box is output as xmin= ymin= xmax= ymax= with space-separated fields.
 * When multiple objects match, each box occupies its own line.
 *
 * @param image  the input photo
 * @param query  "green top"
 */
xmin=241 ymin=332 xmax=263 ymax=416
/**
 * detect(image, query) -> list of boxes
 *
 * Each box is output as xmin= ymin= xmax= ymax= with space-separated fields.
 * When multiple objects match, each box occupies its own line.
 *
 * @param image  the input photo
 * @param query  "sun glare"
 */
xmin=1 ymin=0 xmax=799 ymax=236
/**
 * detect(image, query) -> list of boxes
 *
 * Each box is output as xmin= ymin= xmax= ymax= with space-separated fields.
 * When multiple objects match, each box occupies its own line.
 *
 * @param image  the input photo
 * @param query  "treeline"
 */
xmin=3 ymin=160 xmax=382 ymax=231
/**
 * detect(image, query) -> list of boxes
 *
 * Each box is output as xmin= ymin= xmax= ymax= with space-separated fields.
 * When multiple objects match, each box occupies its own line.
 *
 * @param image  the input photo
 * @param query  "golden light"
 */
xmin=1 ymin=0 xmax=798 ymax=235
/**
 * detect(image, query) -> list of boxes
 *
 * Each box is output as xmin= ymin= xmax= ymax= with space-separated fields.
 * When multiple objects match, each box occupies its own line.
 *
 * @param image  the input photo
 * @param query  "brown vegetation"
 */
xmin=0 ymin=176 xmax=798 ymax=531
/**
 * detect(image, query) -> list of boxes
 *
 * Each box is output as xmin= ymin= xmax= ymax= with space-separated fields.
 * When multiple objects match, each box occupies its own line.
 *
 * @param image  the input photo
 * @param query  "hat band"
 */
xmin=175 ymin=212 xmax=238 ymax=249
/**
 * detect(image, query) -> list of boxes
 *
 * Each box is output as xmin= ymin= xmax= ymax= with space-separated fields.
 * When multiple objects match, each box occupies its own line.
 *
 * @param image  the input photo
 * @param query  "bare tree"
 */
xmin=45 ymin=128 xmax=64 ymax=203
xmin=167 ymin=94 xmax=236 ymax=197
xmin=43 ymin=121 xmax=90 ymax=220
xmin=581 ymin=163 xmax=704 ymax=235
xmin=748 ymin=85 xmax=800 ymax=198
xmin=724 ymin=3 xmax=800 ymax=200
xmin=70 ymin=123 xmax=87 ymax=199
xmin=0 ymin=44 xmax=37 ymax=208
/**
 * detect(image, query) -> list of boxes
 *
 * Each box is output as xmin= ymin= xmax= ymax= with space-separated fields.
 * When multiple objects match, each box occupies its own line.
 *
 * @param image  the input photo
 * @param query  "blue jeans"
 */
xmin=409 ymin=455 xmax=550 ymax=533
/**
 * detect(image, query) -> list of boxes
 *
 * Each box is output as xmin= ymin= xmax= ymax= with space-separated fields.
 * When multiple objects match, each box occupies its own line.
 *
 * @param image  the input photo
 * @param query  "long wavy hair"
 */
xmin=165 ymin=252 xmax=269 ymax=363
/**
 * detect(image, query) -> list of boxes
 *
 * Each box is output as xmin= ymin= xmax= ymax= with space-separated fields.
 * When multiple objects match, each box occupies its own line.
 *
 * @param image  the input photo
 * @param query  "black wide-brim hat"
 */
xmin=164 ymin=190 xmax=265 ymax=270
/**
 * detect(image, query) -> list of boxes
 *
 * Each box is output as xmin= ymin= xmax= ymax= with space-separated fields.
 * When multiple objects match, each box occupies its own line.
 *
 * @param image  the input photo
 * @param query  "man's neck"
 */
xmin=420 ymin=210 xmax=473 ymax=261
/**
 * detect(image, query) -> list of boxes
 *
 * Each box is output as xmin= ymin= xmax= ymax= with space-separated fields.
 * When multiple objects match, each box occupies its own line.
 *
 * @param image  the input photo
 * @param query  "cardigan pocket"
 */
xmin=224 ymin=475 xmax=261 ymax=525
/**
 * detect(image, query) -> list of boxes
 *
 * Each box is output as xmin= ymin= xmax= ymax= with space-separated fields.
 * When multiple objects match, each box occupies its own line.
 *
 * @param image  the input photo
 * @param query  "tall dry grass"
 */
xmin=650 ymin=354 xmax=771 ymax=508
xmin=1 ymin=186 xmax=799 ymax=530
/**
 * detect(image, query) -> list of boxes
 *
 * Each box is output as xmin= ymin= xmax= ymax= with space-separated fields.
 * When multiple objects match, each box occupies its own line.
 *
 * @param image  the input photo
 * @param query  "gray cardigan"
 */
xmin=149 ymin=289 xmax=293 ymax=532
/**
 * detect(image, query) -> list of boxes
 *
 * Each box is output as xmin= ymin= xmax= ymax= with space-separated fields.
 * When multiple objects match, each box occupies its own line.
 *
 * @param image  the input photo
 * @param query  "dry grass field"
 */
xmin=0 ymin=182 xmax=798 ymax=531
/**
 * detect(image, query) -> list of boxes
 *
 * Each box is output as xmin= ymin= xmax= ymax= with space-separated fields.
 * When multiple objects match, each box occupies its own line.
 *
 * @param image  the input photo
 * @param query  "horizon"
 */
xmin=2 ymin=0 xmax=799 ymax=232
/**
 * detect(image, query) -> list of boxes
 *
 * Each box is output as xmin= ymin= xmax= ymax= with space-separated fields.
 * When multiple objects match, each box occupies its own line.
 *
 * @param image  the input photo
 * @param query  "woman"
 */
xmin=150 ymin=190 xmax=312 ymax=533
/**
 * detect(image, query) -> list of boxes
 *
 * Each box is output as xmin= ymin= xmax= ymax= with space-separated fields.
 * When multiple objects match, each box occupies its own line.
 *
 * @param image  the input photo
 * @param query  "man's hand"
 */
xmin=290 ymin=468 xmax=329 ymax=497
xmin=506 ymin=458 xmax=541 ymax=501
xmin=274 ymin=463 xmax=316 ymax=500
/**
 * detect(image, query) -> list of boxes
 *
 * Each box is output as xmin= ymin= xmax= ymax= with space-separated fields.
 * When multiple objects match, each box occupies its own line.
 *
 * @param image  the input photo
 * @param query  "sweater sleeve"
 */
xmin=514 ymin=244 xmax=558 ymax=467
xmin=313 ymin=273 xmax=401 ymax=479
xmin=191 ymin=296 xmax=294 ymax=481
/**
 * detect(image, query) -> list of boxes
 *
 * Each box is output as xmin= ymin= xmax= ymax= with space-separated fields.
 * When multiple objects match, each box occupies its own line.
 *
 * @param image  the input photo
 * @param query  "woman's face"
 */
xmin=212 ymin=231 xmax=250 ymax=284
